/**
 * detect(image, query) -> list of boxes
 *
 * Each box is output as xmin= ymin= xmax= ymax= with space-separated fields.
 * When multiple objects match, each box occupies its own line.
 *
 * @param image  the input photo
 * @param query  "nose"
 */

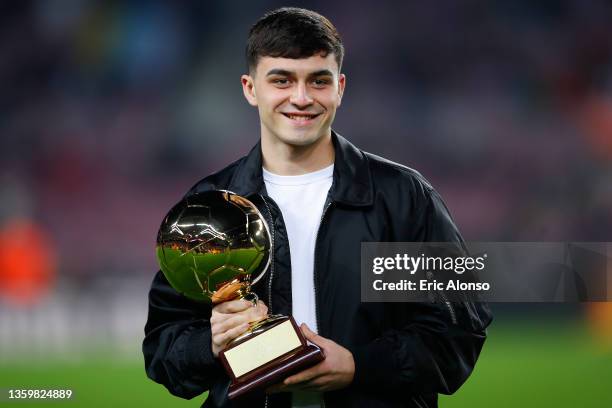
xmin=289 ymin=82 xmax=313 ymax=108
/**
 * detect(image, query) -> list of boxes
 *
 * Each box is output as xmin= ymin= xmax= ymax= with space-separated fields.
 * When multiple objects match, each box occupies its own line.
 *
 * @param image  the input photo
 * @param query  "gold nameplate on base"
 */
xmin=219 ymin=316 xmax=325 ymax=399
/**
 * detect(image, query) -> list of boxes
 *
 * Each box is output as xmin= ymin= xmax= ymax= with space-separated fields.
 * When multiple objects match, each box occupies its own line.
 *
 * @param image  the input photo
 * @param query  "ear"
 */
xmin=241 ymin=74 xmax=258 ymax=107
xmin=337 ymin=73 xmax=346 ymax=106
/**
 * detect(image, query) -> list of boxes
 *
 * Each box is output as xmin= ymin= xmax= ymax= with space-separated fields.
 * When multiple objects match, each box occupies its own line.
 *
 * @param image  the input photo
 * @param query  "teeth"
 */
xmin=287 ymin=114 xmax=315 ymax=120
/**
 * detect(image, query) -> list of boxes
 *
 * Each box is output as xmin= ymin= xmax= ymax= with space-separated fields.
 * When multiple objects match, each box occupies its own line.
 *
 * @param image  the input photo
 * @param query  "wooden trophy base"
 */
xmin=218 ymin=316 xmax=325 ymax=399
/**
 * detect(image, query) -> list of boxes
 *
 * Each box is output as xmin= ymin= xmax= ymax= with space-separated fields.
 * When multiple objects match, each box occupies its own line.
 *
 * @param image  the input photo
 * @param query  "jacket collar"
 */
xmin=227 ymin=131 xmax=373 ymax=207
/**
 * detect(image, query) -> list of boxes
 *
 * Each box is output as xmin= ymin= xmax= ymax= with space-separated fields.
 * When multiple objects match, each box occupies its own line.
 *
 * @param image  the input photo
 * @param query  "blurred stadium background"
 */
xmin=1 ymin=1 xmax=611 ymax=406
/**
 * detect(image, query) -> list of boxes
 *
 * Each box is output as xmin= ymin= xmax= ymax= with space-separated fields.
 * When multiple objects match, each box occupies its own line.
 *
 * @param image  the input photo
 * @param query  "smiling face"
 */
xmin=241 ymin=53 xmax=345 ymax=148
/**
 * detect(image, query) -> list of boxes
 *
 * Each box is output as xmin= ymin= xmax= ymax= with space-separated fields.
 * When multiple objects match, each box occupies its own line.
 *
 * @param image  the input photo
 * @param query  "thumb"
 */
xmin=301 ymin=323 xmax=323 ymax=344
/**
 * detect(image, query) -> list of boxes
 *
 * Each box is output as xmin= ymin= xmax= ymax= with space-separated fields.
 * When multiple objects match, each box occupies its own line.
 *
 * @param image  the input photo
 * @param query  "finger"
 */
xmin=257 ymin=301 xmax=269 ymax=316
xmin=212 ymin=323 xmax=248 ymax=350
xmin=214 ymin=299 xmax=267 ymax=318
xmin=291 ymin=375 xmax=331 ymax=391
xmin=211 ymin=309 xmax=245 ymax=326
xmin=300 ymin=323 xmax=325 ymax=346
xmin=210 ymin=309 xmax=236 ymax=325
xmin=252 ymin=303 xmax=269 ymax=321
xmin=214 ymin=299 xmax=252 ymax=314
xmin=212 ymin=304 xmax=267 ymax=332
xmin=301 ymin=323 xmax=317 ymax=339
xmin=212 ymin=322 xmax=249 ymax=349
xmin=213 ymin=313 xmax=251 ymax=335
xmin=284 ymin=364 xmax=324 ymax=385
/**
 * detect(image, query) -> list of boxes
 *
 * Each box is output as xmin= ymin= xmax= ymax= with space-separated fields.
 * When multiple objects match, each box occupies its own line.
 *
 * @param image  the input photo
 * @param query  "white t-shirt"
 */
xmin=263 ymin=164 xmax=334 ymax=408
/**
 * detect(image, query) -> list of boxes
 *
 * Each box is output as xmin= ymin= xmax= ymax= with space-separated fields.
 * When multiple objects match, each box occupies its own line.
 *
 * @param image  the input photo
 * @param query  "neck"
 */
xmin=261 ymin=131 xmax=335 ymax=176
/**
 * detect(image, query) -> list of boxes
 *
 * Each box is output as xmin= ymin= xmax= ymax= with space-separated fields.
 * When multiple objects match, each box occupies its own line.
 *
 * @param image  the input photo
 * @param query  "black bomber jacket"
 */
xmin=143 ymin=131 xmax=493 ymax=408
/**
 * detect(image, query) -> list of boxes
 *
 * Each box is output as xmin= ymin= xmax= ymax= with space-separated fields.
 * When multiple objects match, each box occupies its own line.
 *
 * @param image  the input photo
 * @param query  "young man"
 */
xmin=143 ymin=7 xmax=492 ymax=408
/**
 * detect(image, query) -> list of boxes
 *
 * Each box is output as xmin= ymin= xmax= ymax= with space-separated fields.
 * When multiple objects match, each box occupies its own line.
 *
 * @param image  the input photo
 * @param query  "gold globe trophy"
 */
xmin=156 ymin=190 xmax=324 ymax=399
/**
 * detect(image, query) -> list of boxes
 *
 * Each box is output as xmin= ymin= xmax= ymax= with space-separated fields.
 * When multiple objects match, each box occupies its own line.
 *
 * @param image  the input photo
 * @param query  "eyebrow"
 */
xmin=265 ymin=69 xmax=334 ymax=77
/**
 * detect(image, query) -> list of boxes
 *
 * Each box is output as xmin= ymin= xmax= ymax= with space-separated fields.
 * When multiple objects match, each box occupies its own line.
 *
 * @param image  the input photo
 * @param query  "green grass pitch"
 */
xmin=1 ymin=321 xmax=610 ymax=407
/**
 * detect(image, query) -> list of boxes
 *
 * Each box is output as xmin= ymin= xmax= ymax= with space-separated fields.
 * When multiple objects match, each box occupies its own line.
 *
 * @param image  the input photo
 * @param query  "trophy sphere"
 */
xmin=156 ymin=191 xmax=271 ymax=302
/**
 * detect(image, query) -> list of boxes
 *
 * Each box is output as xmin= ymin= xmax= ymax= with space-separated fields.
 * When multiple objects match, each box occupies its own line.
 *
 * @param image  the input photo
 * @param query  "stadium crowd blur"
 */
xmin=1 ymin=1 xmax=611 ymax=353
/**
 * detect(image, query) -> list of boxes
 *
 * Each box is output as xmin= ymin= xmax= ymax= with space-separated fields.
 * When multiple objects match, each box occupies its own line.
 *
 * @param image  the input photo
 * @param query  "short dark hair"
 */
xmin=246 ymin=7 xmax=344 ymax=73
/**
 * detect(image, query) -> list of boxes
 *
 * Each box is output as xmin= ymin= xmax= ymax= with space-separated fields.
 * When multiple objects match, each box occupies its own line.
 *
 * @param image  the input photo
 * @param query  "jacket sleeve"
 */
xmin=350 ymin=189 xmax=493 ymax=395
xmin=143 ymin=271 xmax=224 ymax=399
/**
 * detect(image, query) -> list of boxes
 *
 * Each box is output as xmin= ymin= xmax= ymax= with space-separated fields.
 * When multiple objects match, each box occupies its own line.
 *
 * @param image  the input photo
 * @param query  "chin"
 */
xmin=278 ymin=130 xmax=323 ymax=147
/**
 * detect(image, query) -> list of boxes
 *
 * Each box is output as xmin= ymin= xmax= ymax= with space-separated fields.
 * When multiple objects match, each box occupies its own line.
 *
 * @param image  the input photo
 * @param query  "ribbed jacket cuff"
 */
xmin=184 ymin=326 xmax=219 ymax=373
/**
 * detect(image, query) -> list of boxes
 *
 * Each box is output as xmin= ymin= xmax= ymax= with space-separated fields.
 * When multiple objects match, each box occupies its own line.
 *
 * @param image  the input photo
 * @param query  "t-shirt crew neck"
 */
xmin=262 ymin=164 xmax=334 ymax=186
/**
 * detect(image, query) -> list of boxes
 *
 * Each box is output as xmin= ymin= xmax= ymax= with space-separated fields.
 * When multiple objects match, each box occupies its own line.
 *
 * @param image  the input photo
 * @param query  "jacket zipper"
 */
xmin=260 ymin=195 xmax=275 ymax=408
xmin=426 ymin=271 xmax=457 ymax=325
xmin=313 ymin=199 xmax=332 ymax=408
xmin=442 ymin=297 xmax=458 ymax=325
xmin=260 ymin=195 xmax=276 ymax=314
xmin=313 ymin=200 xmax=332 ymax=335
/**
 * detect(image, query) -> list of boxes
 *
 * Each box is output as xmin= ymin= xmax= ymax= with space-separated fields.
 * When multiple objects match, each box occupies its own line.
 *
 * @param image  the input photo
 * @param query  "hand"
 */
xmin=210 ymin=299 xmax=268 ymax=357
xmin=267 ymin=323 xmax=355 ymax=393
